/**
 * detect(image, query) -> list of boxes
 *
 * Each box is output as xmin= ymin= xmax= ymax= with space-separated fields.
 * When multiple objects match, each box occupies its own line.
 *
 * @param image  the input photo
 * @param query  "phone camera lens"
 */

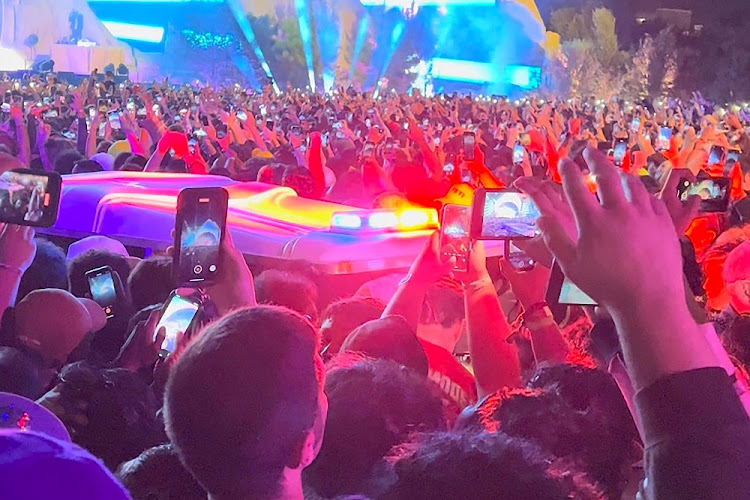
xmin=193 ymin=265 xmax=203 ymax=274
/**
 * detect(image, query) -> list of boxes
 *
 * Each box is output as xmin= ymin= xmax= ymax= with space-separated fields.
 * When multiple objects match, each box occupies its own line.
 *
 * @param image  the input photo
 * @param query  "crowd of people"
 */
xmin=0 ymin=69 xmax=749 ymax=499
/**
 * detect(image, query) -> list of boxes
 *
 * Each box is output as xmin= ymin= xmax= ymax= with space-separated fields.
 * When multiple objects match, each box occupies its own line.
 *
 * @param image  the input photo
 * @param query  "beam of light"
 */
xmin=294 ymin=0 xmax=316 ymax=92
xmin=90 ymin=0 xmax=224 ymax=2
xmin=101 ymin=21 xmax=165 ymax=44
xmin=226 ymin=0 xmax=279 ymax=93
xmin=348 ymin=16 xmax=369 ymax=85
xmin=374 ymin=19 xmax=405 ymax=94
xmin=359 ymin=0 xmax=495 ymax=6
xmin=429 ymin=58 xmax=541 ymax=89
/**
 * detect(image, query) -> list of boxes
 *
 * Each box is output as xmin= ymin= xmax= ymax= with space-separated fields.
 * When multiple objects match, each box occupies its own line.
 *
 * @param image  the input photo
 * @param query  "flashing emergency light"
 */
xmin=330 ymin=209 xmax=438 ymax=233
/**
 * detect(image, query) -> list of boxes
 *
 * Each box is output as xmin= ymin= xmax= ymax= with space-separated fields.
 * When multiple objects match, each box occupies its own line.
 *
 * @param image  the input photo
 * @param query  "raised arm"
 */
xmin=9 ymin=104 xmax=30 ymax=167
xmin=0 ymin=224 xmax=37 ymax=310
xmin=461 ymin=241 xmax=522 ymax=396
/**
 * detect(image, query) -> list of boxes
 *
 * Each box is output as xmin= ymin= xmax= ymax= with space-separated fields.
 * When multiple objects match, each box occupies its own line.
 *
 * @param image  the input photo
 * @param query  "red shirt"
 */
xmin=419 ymin=339 xmax=478 ymax=422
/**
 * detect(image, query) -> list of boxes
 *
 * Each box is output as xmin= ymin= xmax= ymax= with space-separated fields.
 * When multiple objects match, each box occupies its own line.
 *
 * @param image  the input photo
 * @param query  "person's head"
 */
xmin=724 ymin=239 xmax=750 ymax=314
xmin=43 ymin=137 xmax=76 ymax=167
xmin=282 ymin=166 xmax=316 ymax=198
xmin=417 ymin=279 xmax=465 ymax=352
xmin=17 ymin=238 xmax=68 ymax=302
xmin=54 ymin=149 xmax=85 ymax=175
xmin=113 ymin=152 xmax=133 ymax=171
xmin=460 ymin=381 xmax=639 ymax=499
xmin=37 ymin=362 xmax=164 ymax=470
xmin=701 ymin=224 xmax=750 ymax=310
xmin=67 ymin=249 xmax=131 ymax=299
xmin=340 ymin=316 xmax=429 ymax=376
xmin=319 ymin=296 xmax=385 ymax=355
xmin=165 ymin=158 xmax=188 ymax=173
xmin=0 ymin=151 xmax=24 ymax=174
xmin=0 ymin=347 xmax=43 ymax=399
xmin=72 ymin=159 xmax=104 ymax=174
xmin=254 ymin=269 xmax=319 ymax=323
xmin=384 ymin=430 xmax=602 ymax=500
xmin=305 ymin=356 xmax=445 ymax=498
xmin=116 ymin=444 xmax=206 ymax=500
xmin=127 ymin=256 xmax=175 ymax=312
xmin=13 ymin=289 xmax=107 ymax=369
xmin=164 ymin=306 xmax=327 ymax=499
xmin=121 ymin=154 xmax=147 ymax=171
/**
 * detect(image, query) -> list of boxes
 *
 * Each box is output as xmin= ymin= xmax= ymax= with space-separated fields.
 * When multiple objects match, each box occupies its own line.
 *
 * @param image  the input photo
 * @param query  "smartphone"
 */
xmin=108 ymin=111 xmax=121 ymax=130
xmin=86 ymin=266 xmax=118 ymax=318
xmin=727 ymin=150 xmax=741 ymax=164
xmin=173 ymin=187 xmax=228 ymax=284
xmin=613 ymin=139 xmax=627 ymax=166
xmin=290 ymin=125 xmax=302 ymax=136
xmin=0 ymin=103 xmax=8 ymax=113
xmin=546 ymin=261 xmax=597 ymax=306
xmin=463 ymin=132 xmax=475 ymax=161
xmin=321 ymin=133 xmax=328 ymax=148
xmin=236 ymin=111 xmax=248 ymax=122
xmin=266 ymin=120 xmax=274 ymax=129
xmin=678 ymin=177 xmax=730 ymax=213
xmin=471 ymin=188 xmax=541 ymax=240
xmin=97 ymin=98 xmax=108 ymax=114
xmin=657 ymin=127 xmax=672 ymax=151
xmin=362 ymin=141 xmax=375 ymax=158
xmin=708 ymin=145 xmax=726 ymax=166
xmin=194 ymin=129 xmax=207 ymax=138
xmin=505 ymin=241 xmax=535 ymax=271
xmin=154 ymin=290 xmax=200 ymax=356
xmin=440 ymin=204 xmax=472 ymax=272
xmin=631 ymin=117 xmax=640 ymax=130
xmin=0 ymin=170 xmax=62 ymax=227
xmin=513 ymin=143 xmax=525 ymax=164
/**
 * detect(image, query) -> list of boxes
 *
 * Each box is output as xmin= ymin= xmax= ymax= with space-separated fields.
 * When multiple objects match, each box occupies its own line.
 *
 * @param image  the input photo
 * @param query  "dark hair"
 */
xmin=724 ymin=315 xmax=750 ymax=370
xmin=54 ymin=149 xmax=85 ymax=175
xmin=116 ymin=444 xmax=206 ymax=500
xmin=305 ymin=356 xmax=445 ymax=498
xmin=17 ymin=238 xmax=68 ymax=302
xmin=43 ymin=137 xmax=76 ymax=166
xmin=96 ymin=140 xmax=113 ymax=154
xmin=420 ymin=279 xmax=464 ymax=328
xmin=50 ymin=361 xmax=165 ymax=469
xmin=67 ymin=249 xmax=131 ymax=299
xmin=319 ymin=296 xmax=385 ymax=354
xmin=122 ymin=155 xmax=148 ymax=170
xmin=384 ymin=430 xmax=602 ymax=500
xmin=465 ymin=377 xmax=639 ymax=499
xmin=242 ymin=156 xmax=273 ymax=181
xmin=254 ymin=269 xmax=319 ymax=323
xmin=72 ymin=159 xmax=104 ymax=174
xmin=209 ymin=166 xmax=232 ymax=177
xmin=165 ymin=158 xmax=187 ymax=173
xmin=164 ymin=306 xmax=321 ymax=498
xmin=0 ymin=346 xmax=44 ymax=399
xmin=113 ymin=152 xmax=133 ymax=171
xmin=127 ymin=256 xmax=175 ymax=312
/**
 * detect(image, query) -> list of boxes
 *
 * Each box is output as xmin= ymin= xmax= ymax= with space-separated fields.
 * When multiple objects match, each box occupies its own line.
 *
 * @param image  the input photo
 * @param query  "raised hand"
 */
xmin=0 ymin=223 xmax=36 ymax=273
xmin=659 ymin=168 xmax=700 ymax=235
xmin=540 ymin=147 xmax=683 ymax=311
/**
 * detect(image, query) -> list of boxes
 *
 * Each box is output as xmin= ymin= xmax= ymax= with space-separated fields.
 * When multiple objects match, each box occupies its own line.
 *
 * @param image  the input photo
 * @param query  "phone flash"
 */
xmin=199 ymin=198 xmax=210 ymax=203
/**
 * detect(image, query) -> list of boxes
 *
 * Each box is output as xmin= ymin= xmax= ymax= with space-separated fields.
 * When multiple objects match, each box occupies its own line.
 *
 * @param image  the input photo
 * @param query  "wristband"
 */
xmin=463 ymin=276 xmax=493 ymax=293
xmin=523 ymin=301 xmax=550 ymax=318
xmin=0 ymin=263 xmax=23 ymax=276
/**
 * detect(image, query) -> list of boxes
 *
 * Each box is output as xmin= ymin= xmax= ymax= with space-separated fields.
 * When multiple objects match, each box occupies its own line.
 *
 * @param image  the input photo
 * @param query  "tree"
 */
xmin=592 ymin=8 xmax=619 ymax=68
xmin=549 ymin=7 xmax=593 ymax=41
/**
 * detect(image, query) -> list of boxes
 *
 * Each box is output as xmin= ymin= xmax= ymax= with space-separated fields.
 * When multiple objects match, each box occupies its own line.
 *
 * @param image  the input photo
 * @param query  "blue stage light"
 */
xmin=294 ymin=0 xmax=317 ymax=92
xmin=226 ymin=0 xmax=279 ymax=93
xmin=360 ymin=0 xmax=495 ymax=6
xmin=348 ymin=17 xmax=369 ymax=85
xmin=101 ymin=21 xmax=165 ymax=43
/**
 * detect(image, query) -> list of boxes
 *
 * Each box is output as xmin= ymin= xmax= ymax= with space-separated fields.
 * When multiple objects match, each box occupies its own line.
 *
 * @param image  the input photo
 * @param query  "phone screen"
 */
xmin=506 ymin=241 xmax=535 ymax=271
xmin=155 ymin=294 xmax=200 ymax=354
xmin=708 ymin=146 xmax=725 ymax=166
xmin=175 ymin=188 xmax=228 ymax=284
xmin=657 ymin=127 xmax=672 ymax=150
xmin=513 ymin=144 xmax=524 ymax=164
xmin=108 ymin=111 xmax=121 ymax=130
xmin=613 ymin=141 xmax=627 ymax=165
xmin=87 ymin=268 xmax=116 ymax=317
xmin=679 ymin=178 xmax=729 ymax=212
xmin=727 ymin=150 xmax=740 ymax=163
xmin=363 ymin=142 xmax=375 ymax=158
xmin=0 ymin=170 xmax=61 ymax=227
xmin=559 ymin=276 xmax=597 ymax=305
xmin=440 ymin=204 xmax=472 ymax=272
xmin=477 ymin=191 xmax=541 ymax=239
xmin=631 ymin=118 xmax=640 ymax=130
xmin=463 ymin=133 xmax=475 ymax=160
